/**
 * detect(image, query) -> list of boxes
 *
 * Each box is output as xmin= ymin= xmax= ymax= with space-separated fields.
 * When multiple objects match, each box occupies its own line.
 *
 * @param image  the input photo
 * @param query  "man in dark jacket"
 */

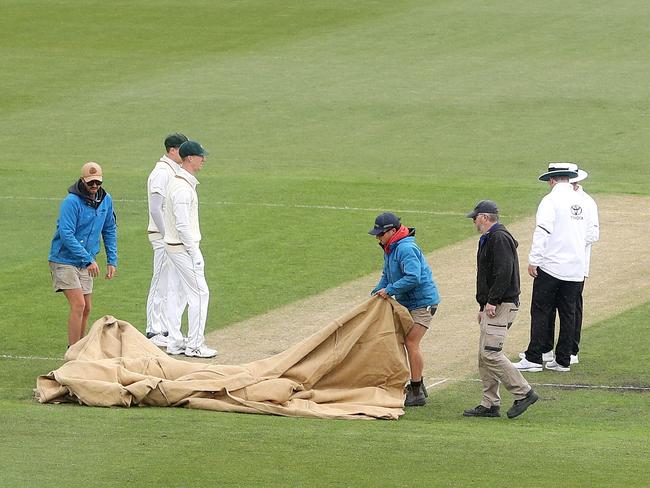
xmin=463 ymin=200 xmax=537 ymax=419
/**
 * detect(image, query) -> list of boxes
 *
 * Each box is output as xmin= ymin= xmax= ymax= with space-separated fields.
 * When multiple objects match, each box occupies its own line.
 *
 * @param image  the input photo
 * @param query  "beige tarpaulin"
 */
xmin=36 ymin=296 xmax=413 ymax=420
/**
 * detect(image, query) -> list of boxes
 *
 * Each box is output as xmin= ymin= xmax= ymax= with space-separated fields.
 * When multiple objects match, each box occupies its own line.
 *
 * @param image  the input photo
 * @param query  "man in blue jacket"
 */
xmin=370 ymin=212 xmax=440 ymax=407
xmin=48 ymin=162 xmax=118 ymax=347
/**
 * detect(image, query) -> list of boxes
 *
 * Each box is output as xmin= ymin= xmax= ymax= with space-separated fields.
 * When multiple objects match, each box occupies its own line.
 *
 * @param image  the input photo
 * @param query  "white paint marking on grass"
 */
xmin=426 ymin=378 xmax=449 ymax=390
xmin=527 ymin=381 xmax=650 ymax=392
xmin=0 ymin=354 xmax=63 ymax=361
xmin=2 ymin=353 xmax=648 ymax=392
xmin=0 ymin=195 xmax=463 ymax=216
xmin=466 ymin=377 xmax=650 ymax=391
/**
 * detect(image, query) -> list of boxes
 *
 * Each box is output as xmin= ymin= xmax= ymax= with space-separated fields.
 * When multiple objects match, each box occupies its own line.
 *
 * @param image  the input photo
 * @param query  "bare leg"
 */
xmin=63 ymin=289 xmax=90 ymax=345
xmin=404 ymin=323 xmax=428 ymax=381
xmin=81 ymin=293 xmax=92 ymax=339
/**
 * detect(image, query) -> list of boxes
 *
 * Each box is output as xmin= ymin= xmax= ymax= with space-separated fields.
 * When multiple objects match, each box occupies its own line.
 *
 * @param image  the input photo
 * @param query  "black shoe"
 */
xmin=404 ymin=383 xmax=427 ymax=407
xmin=507 ymin=389 xmax=539 ymax=419
xmin=463 ymin=405 xmax=501 ymax=417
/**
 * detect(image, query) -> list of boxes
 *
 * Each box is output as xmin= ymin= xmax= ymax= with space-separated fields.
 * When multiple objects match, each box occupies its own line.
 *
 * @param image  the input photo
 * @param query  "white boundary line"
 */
xmin=0 ymin=195 xmax=463 ymax=216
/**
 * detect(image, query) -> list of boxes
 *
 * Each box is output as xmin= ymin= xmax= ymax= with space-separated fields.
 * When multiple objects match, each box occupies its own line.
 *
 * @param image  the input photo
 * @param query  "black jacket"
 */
xmin=476 ymin=223 xmax=520 ymax=309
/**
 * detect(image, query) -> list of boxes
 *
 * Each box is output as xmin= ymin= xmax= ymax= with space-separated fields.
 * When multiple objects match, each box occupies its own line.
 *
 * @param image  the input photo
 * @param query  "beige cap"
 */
xmin=81 ymin=162 xmax=103 ymax=182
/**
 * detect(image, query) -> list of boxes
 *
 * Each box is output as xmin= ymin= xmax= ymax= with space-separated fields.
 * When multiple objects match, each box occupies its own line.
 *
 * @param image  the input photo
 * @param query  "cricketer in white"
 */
xmin=163 ymin=140 xmax=217 ymax=358
xmin=145 ymin=133 xmax=188 ymax=347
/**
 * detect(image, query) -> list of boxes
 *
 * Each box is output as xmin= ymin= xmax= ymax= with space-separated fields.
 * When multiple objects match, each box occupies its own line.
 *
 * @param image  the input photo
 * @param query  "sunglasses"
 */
xmin=86 ymin=180 xmax=102 ymax=187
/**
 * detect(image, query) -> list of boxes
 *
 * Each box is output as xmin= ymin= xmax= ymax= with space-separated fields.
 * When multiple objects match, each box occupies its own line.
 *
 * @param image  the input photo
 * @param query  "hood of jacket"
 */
xmin=68 ymin=179 xmax=107 ymax=209
xmin=489 ymin=223 xmax=518 ymax=248
xmin=381 ymin=226 xmax=416 ymax=253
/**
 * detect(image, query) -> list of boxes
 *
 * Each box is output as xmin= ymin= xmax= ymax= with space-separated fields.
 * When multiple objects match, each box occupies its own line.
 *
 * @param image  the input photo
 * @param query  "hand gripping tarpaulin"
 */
xmin=36 ymin=296 xmax=413 ymax=420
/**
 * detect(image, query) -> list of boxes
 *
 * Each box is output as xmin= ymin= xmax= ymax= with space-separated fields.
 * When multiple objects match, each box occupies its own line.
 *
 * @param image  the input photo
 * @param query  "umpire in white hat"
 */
xmin=513 ymin=162 xmax=588 ymax=373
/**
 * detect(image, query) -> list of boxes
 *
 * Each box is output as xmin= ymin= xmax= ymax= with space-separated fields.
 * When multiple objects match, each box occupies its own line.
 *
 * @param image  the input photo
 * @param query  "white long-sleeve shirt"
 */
xmin=163 ymin=168 xmax=201 ymax=252
xmin=529 ymin=182 xmax=588 ymax=282
xmin=575 ymin=185 xmax=599 ymax=277
xmin=147 ymin=155 xmax=180 ymax=241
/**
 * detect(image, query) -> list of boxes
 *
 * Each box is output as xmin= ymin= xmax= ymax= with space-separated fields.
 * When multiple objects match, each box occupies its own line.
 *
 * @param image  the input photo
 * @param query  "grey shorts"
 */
xmin=49 ymin=262 xmax=93 ymax=294
xmin=410 ymin=305 xmax=438 ymax=329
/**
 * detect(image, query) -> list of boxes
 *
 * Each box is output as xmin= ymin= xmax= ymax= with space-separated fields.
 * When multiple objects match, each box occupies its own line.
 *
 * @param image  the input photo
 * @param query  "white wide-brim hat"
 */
xmin=569 ymin=169 xmax=588 ymax=183
xmin=538 ymin=162 xmax=579 ymax=181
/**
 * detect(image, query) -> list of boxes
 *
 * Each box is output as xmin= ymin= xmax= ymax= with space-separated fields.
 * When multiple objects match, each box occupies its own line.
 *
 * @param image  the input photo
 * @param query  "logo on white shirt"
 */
xmin=570 ymin=205 xmax=584 ymax=220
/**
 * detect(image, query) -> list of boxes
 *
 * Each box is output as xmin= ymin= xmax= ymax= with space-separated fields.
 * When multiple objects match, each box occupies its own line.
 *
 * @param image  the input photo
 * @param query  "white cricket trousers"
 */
xmin=146 ymin=239 xmax=186 ymax=337
xmin=166 ymin=246 xmax=209 ymax=350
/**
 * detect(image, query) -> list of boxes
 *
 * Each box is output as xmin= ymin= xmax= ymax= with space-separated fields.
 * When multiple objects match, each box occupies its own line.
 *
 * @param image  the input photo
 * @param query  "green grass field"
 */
xmin=1 ymin=1 xmax=649 ymax=486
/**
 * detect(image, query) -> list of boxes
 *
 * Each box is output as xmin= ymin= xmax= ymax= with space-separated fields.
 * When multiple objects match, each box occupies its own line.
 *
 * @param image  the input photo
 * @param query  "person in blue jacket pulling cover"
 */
xmin=369 ymin=212 xmax=440 ymax=407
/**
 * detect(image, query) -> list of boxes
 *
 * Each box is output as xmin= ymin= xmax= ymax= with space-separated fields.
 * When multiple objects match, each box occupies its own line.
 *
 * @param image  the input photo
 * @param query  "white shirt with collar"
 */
xmin=147 ymin=155 xmax=180 ymax=240
xmin=529 ymin=182 xmax=588 ymax=282
xmin=163 ymin=167 xmax=201 ymax=252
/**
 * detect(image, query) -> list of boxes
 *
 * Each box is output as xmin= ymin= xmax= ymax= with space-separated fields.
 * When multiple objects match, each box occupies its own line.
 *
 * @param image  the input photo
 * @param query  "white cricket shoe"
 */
xmin=512 ymin=358 xmax=543 ymax=372
xmin=185 ymin=344 xmax=218 ymax=358
xmin=570 ymin=354 xmax=579 ymax=364
xmin=518 ymin=351 xmax=555 ymax=362
xmin=166 ymin=341 xmax=186 ymax=355
xmin=148 ymin=334 xmax=169 ymax=347
xmin=545 ymin=360 xmax=570 ymax=372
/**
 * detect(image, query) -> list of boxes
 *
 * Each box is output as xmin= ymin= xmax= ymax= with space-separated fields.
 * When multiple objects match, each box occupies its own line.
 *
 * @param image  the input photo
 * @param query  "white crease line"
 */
xmin=1 ymin=355 xmax=648 ymax=391
xmin=0 ymin=354 xmax=63 ymax=361
xmin=465 ymin=377 xmax=650 ymax=391
xmin=527 ymin=381 xmax=650 ymax=391
xmin=426 ymin=379 xmax=449 ymax=390
xmin=0 ymin=195 xmax=463 ymax=216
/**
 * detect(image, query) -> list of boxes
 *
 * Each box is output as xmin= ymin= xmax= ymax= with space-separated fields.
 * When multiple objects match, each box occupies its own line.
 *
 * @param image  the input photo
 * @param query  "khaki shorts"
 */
xmin=49 ymin=262 xmax=93 ymax=294
xmin=410 ymin=305 xmax=438 ymax=329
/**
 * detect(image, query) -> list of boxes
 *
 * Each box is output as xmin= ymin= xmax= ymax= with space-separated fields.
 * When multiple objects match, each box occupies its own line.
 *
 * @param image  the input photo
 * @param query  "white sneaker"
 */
xmin=185 ymin=344 xmax=217 ymax=358
xmin=545 ymin=360 xmax=570 ymax=372
xmin=512 ymin=358 xmax=543 ymax=372
xmin=570 ymin=354 xmax=579 ymax=364
xmin=166 ymin=341 xmax=186 ymax=355
xmin=148 ymin=334 xmax=169 ymax=347
xmin=518 ymin=351 xmax=554 ymax=362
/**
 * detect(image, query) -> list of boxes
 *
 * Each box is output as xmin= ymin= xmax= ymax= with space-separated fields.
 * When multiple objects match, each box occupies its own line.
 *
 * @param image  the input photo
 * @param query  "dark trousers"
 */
xmin=525 ymin=269 xmax=583 ymax=367
xmin=542 ymin=280 xmax=585 ymax=356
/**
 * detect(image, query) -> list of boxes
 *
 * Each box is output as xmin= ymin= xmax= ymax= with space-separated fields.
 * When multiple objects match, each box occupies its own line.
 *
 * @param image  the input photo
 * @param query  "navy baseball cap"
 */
xmin=164 ymin=133 xmax=188 ymax=150
xmin=369 ymin=212 xmax=401 ymax=235
xmin=179 ymin=140 xmax=209 ymax=158
xmin=467 ymin=200 xmax=499 ymax=219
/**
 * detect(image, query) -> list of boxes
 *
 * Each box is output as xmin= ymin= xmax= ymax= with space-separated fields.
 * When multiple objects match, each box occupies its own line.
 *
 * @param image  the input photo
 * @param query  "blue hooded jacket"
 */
xmin=48 ymin=181 xmax=118 ymax=268
xmin=372 ymin=228 xmax=440 ymax=310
